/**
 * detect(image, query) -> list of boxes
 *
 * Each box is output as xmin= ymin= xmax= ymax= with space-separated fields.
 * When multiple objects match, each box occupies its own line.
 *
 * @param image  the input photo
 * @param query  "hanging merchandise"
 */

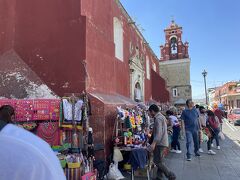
xmin=114 ymin=106 xmax=149 ymax=148
xmin=0 ymin=99 xmax=61 ymax=122
xmin=72 ymin=133 xmax=79 ymax=148
xmin=32 ymin=99 xmax=60 ymax=121
xmin=125 ymin=116 xmax=132 ymax=129
xmin=15 ymin=100 xmax=34 ymax=121
xmin=37 ymin=121 xmax=59 ymax=146
xmin=0 ymin=95 xmax=97 ymax=180
xmin=62 ymin=99 xmax=83 ymax=122
xmin=87 ymin=127 xmax=94 ymax=158
xmin=112 ymin=105 xmax=153 ymax=180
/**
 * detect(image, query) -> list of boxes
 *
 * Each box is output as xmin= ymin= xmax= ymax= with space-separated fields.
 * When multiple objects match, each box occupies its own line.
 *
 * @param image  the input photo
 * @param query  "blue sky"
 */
xmin=120 ymin=0 xmax=240 ymax=99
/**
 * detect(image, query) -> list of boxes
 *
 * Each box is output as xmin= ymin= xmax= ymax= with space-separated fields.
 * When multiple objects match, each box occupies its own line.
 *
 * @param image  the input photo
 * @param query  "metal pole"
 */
xmin=202 ymin=70 xmax=208 ymax=107
xmin=204 ymin=75 xmax=208 ymax=106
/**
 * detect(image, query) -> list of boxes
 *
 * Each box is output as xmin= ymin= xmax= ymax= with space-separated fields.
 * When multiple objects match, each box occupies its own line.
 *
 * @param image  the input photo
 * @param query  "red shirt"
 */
xmin=214 ymin=109 xmax=224 ymax=124
xmin=208 ymin=116 xmax=219 ymax=129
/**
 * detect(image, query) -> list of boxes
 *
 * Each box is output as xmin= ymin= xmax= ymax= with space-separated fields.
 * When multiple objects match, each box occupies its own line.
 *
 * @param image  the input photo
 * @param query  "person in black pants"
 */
xmin=206 ymin=110 xmax=220 ymax=154
xmin=166 ymin=110 xmax=182 ymax=154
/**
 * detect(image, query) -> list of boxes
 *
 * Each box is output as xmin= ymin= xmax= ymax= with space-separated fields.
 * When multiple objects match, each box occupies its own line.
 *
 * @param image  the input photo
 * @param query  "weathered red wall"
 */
xmin=1 ymin=0 xmax=168 ymax=101
xmin=0 ymin=0 xmax=16 ymax=54
xmin=81 ymin=0 xmax=164 ymax=102
xmin=0 ymin=0 xmax=87 ymax=97
xmin=151 ymin=70 xmax=170 ymax=103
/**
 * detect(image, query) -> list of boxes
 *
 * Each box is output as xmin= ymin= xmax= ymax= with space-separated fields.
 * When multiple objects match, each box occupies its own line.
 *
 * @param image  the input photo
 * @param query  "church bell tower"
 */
xmin=159 ymin=20 xmax=192 ymax=105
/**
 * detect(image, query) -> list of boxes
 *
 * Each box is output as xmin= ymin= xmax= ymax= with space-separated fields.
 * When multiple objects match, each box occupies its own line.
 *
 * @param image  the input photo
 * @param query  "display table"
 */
xmin=118 ymin=147 xmax=150 ymax=180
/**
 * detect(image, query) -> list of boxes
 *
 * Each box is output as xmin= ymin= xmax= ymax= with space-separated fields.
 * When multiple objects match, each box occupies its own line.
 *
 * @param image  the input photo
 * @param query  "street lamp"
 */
xmin=202 ymin=70 xmax=208 ymax=107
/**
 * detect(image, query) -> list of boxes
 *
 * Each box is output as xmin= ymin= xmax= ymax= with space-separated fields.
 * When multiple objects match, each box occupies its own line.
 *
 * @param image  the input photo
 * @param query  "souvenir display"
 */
xmin=115 ymin=105 xmax=148 ymax=148
xmin=58 ymin=94 xmax=96 ymax=180
xmin=0 ymin=99 xmax=60 ymax=121
xmin=32 ymin=99 xmax=60 ymax=121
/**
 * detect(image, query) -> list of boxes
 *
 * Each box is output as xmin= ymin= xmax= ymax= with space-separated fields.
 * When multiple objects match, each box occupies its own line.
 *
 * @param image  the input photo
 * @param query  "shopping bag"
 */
xmin=199 ymin=130 xmax=203 ymax=143
xmin=107 ymin=163 xmax=124 ymax=180
xmin=202 ymin=133 xmax=209 ymax=142
xmin=203 ymin=127 xmax=212 ymax=138
xmin=219 ymin=132 xmax=225 ymax=141
xmin=149 ymin=165 xmax=158 ymax=179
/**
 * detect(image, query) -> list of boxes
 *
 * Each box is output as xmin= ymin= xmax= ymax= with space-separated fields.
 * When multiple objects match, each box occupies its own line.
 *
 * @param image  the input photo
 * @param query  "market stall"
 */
xmin=0 ymin=93 xmax=97 ymax=180
xmin=111 ymin=105 xmax=151 ymax=180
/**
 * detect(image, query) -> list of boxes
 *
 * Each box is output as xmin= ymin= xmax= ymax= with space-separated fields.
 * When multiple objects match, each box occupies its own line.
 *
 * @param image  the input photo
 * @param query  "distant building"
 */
xmin=159 ymin=20 xmax=192 ymax=105
xmin=211 ymin=82 xmax=240 ymax=110
xmin=208 ymin=88 xmax=218 ymax=107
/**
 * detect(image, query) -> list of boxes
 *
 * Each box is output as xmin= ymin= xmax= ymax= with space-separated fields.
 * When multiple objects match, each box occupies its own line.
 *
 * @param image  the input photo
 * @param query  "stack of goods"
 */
xmin=53 ymin=143 xmax=96 ymax=180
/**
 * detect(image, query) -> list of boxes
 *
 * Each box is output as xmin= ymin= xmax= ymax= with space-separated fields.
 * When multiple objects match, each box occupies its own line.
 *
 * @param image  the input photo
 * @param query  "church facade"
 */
xmin=0 ymin=0 xmax=169 ymax=158
xmin=159 ymin=20 xmax=192 ymax=105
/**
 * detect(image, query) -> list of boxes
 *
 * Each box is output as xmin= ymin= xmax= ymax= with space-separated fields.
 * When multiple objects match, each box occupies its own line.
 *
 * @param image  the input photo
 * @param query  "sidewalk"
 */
xmin=164 ymin=123 xmax=240 ymax=180
xmin=125 ymin=122 xmax=240 ymax=180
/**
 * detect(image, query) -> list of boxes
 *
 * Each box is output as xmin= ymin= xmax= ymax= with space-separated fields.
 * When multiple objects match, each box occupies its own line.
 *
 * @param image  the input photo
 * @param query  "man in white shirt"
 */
xmin=0 ymin=105 xmax=66 ymax=180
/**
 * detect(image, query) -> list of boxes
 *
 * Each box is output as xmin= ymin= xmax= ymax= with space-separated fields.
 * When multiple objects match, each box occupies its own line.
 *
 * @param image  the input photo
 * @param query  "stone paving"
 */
xmin=125 ymin=121 xmax=240 ymax=180
xmin=164 ymin=137 xmax=240 ymax=180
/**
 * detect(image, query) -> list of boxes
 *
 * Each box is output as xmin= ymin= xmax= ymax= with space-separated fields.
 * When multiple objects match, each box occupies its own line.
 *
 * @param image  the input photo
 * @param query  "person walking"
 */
xmin=148 ymin=104 xmax=176 ymax=180
xmin=181 ymin=99 xmax=200 ymax=161
xmin=0 ymin=105 xmax=66 ymax=180
xmin=166 ymin=110 xmax=182 ymax=154
xmin=198 ymin=106 xmax=207 ymax=153
xmin=206 ymin=110 xmax=221 ymax=150
xmin=213 ymin=104 xmax=225 ymax=131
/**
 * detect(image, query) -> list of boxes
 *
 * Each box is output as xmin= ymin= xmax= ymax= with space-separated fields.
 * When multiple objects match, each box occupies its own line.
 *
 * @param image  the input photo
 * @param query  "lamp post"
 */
xmin=202 ymin=70 xmax=208 ymax=107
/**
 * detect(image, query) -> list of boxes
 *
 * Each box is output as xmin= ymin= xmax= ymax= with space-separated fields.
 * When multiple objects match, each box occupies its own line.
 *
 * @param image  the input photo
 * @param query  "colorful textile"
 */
xmin=0 ymin=99 xmax=60 ymax=121
xmin=32 ymin=99 xmax=60 ymax=121
xmin=37 ymin=121 xmax=59 ymax=146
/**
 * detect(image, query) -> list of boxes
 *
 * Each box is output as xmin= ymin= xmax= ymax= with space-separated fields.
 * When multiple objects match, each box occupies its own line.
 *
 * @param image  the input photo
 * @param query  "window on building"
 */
xmin=113 ymin=17 xmax=123 ymax=61
xmin=146 ymin=56 xmax=150 ymax=80
xmin=237 ymin=100 xmax=240 ymax=108
xmin=173 ymin=88 xmax=178 ymax=97
xmin=152 ymin=63 xmax=156 ymax=72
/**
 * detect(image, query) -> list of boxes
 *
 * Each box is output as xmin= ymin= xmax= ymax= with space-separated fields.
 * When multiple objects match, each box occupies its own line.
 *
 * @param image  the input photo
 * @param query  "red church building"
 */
xmin=0 ymin=0 xmax=169 ymax=158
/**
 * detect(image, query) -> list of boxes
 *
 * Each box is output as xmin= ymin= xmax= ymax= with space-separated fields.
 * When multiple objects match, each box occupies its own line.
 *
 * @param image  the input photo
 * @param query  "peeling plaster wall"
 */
xmin=0 ymin=0 xmax=87 ymax=97
xmin=0 ymin=50 xmax=58 ymax=99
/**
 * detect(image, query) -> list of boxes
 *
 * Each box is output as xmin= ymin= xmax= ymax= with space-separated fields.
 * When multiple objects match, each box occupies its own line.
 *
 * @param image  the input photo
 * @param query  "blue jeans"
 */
xmin=185 ymin=130 xmax=199 ymax=157
xmin=212 ymin=128 xmax=220 ymax=146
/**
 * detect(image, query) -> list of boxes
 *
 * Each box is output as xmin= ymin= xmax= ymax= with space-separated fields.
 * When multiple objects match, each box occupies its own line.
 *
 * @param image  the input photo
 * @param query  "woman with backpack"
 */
xmin=206 ymin=110 xmax=220 ymax=155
